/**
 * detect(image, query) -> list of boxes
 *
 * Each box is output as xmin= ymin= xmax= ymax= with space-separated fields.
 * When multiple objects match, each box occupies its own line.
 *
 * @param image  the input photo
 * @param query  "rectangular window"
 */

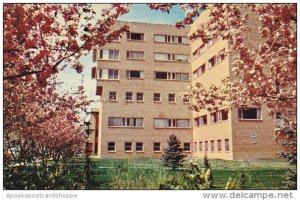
xmin=126 ymin=70 xmax=144 ymax=79
xmin=218 ymin=109 xmax=228 ymax=121
xmin=176 ymin=119 xmax=190 ymax=128
xmin=250 ymin=131 xmax=257 ymax=144
xmin=99 ymin=50 xmax=119 ymax=60
xmin=182 ymin=95 xmax=190 ymax=103
xmin=154 ymin=72 xmax=189 ymax=81
xmin=193 ymin=64 xmax=205 ymax=79
xmin=127 ymin=32 xmax=144 ymax=41
xmin=153 ymin=142 xmax=161 ymax=152
xmin=168 ymin=94 xmax=175 ymax=102
xmin=108 ymin=117 xmax=143 ymax=127
xmin=208 ymin=56 xmax=216 ymax=69
xmin=136 ymin=93 xmax=144 ymax=101
xmin=194 ymin=142 xmax=197 ymax=152
xmin=125 ymin=142 xmax=133 ymax=152
xmin=225 ymin=139 xmax=230 ymax=151
xmin=183 ymin=143 xmax=191 ymax=152
xmin=211 ymin=112 xmax=218 ymax=123
xmin=192 ymin=44 xmax=205 ymax=60
xmin=154 ymin=53 xmax=189 ymax=62
xmin=211 ymin=140 xmax=215 ymax=152
xmin=136 ymin=142 xmax=143 ymax=152
xmin=205 ymin=141 xmax=208 ymax=152
xmin=195 ymin=115 xmax=207 ymax=127
xmin=107 ymin=142 xmax=116 ymax=152
xmin=153 ymin=118 xmax=190 ymax=128
xmin=238 ymin=108 xmax=262 ymax=120
xmin=199 ymin=141 xmax=203 ymax=152
xmin=154 ymin=93 xmax=161 ymax=102
xmin=217 ymin=140 xmax=222 ymax=152
xmin=126 ymin=92 xmax=133 ymax=101
xmin=154 ymin=34 xmax=189 ymax=44
xmin=127 ymin=51 xmax=144 ymax=60
xmin=208 ymin=49 xmax=225 ymax=68
xmin=109 ymin=91 xmax=117 ymax=101
xmin=98 ymin=69 xmax=119 ymax=80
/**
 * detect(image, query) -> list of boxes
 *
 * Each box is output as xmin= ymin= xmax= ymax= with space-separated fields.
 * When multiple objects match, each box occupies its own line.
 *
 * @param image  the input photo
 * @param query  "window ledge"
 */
xmin=127 ymin=39 xmax=145 ymax=42
xmin=125 ymin=151 xmax=133 ymax=153
xmin=126 ymin=58 xmax=145 ymax=61
xmin=154 ymin=79 xmax=190 ymax=82
xmin=154 ymin=151 xmax=161 ymax=153
xmin=136 ymin=101 xmax=144 ymax=103
xmin=238 ymin=119 xmax=263 ymax=121
xmin=136 ymin=151 xmax=144 ymax=153
xmin=153 ymin=41 xmax=189 ymax=45
xmin=98 ymin=59 xmax=120 ymax=62
xmin=154 ymin=127 xmax=191 ymax=129
xmin=107 ymin=151 xmax=116 ymax=153
xmin=168 ymin=102 xmax=176 ymax=104
xmin=154 ymin=60 xmax=189 ymax=63
xmin=210 ymin=120 xmax=229 ymax=125
xmin=109 ymin=100 xmax=117 ymax=102
xmin=97 ymin=79 xmax=120 ymax=81
xmin=154 ymin=101 xmax=162 ymax=103
xmin=183 ymin=102 xmax=190 ymax=104
xmin=126 ymin=77 xmax=145 ymax=80
xmin=109 ymin=126 xmax=144 ymax=129
xmin=125 ymin=100 xmax=134 ymax=102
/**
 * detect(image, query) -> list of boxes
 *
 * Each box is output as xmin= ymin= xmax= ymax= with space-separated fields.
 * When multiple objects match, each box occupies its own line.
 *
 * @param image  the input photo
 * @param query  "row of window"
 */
xmin=192 ymin=37 xmax=220 ymax=60
xmin=94 ymin=68 xmax=190 ymax=81
xmin=192 ymin=48 xmax=225 ymax=79
xmin=108 ymin=91 xmax=190 ymax=103
xmin=194 ymin=139 xmax=230 ymax=153
xmin=108 ymin=117 xmax=191 ymax=128
xmin=125 ymin=32 xmax=189 ymax=44
xmin=194 ymin=108 xmax=262 ymax=127
xmin=107 ymin=142 xmax=191 ymax=152
xmin=94 ymin=49 xmax=190 ymax=62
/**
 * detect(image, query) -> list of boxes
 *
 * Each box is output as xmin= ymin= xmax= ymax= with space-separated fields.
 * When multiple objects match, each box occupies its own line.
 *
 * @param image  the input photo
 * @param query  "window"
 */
xmin=194 ymin=142 xmax=197 ymax=152
xmin=199 ymin=141 xmax=203 ymax=152
xmin=184 ymin=143 xmax=191 ymax=152
xmin=99 ymin=50 xmax=119 ymax=60
xmin=193 ymin=64 xmax=205 ymax=79
xmin=154 ymin=53 xmax=189 ymax=62
xmin=154 ymin=34 xmax=189 ymax=44
xmin=136 ymin=142 xmax=143 ymax=152
xmin=168 ymin=94 xmax=175 ymax=103
xmin=153 ymin=142 xmax=161 ymax=152
xmin=154 ymin=93 xmax=161 ymax=102
xmin=211 ymin=140 xmax=215 ymax=152
xmin=107 ymin=142 xmax=116 ymax=152
xmin=211 ymin=112 xmax=218 ymax=123
xmin=208 ymin=49 xmax=225 ymax=69
xmin=225 ymin=139 xmax=230 ymax=151
xmin=127 ymin=32 xmax=144 ymax=41
xmin=126 ymin=70 xmax=144 ymax=79
xmin=154 ymin=72 xmax=189 ymax=81
xmin=211 ymin=109 xmax=228 ymax=123
xmin=98 ymin=69 xmax=119 ymax=80
xmin=192 ymin=44 xmax=205 ymax=60
xmin=194 ymin=115 xmax=207 ymax=127
xmin=136 ymin=93 xmax=144 ymax=101
xmin=127 ymin=51 xmax=144 ymax=59
xmin=205 ymin=141 xmax=208 ymax=152
xmin=183 ymin=95 xmax=190 ymax=103
xmin=109 ymin=91 xmax=117 ymax=101
xmin=153 ymin=119 xmax=190 ymax=128
xmin=238 ymin=108 xmax=262 ymax=120
xmin=126 ymin=92 xmax=133 ymax=101
xmin=217 ymin=140 xmax=222 ymax=152
xmin=108 ymin=117 xmax=144 ymax=127
xmin=125 ymin=142 xmax=133 ymax=152
xmin=250 ymin=131 xmax=257 ymax=144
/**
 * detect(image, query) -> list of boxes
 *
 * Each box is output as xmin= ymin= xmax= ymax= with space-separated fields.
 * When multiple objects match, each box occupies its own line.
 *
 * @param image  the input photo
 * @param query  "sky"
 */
xmin=57 ymin=4 xmax=186 ymax=112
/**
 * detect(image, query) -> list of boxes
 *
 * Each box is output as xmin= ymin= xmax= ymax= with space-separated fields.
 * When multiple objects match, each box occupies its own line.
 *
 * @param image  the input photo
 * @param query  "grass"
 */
xmin=88 ymin=157 xmax=289 ymax=190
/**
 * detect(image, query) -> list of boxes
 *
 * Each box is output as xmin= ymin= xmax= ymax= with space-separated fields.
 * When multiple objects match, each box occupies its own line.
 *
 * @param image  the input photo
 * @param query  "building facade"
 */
xmin=92 ymin=21 xmax=193 ymax=158
xmin=92 ymin=10 xmax=280 ymax=160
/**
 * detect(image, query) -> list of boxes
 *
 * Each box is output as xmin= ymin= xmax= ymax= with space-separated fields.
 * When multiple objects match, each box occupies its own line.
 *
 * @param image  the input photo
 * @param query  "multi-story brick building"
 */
xmin=91 ymin=9 xmax=280 ymax=160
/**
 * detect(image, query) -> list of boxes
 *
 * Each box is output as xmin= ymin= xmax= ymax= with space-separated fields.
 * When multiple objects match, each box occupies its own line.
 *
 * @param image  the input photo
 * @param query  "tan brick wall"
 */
xmin=96 ymin=21 xmax=193 ymax=158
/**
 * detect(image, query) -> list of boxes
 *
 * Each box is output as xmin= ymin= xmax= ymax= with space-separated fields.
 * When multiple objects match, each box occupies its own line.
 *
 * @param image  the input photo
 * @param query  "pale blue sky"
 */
xmin=58 ymin=4 xmax=185 ymax=112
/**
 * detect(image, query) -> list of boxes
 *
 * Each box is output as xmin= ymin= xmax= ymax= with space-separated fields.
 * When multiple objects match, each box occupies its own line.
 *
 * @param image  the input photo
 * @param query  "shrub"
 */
xmin=225 ymin=172 xmax=246 ymax=190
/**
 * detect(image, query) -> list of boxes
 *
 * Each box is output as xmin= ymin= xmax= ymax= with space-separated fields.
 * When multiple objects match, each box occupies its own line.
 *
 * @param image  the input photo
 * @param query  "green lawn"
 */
xmin=87 ymin=157 xmax=289 ymax=190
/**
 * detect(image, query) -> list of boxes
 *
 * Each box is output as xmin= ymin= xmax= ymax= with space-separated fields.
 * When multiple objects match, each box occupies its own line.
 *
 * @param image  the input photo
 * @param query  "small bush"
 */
xmin=225 ymin=172 xmax=246 ymax=190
